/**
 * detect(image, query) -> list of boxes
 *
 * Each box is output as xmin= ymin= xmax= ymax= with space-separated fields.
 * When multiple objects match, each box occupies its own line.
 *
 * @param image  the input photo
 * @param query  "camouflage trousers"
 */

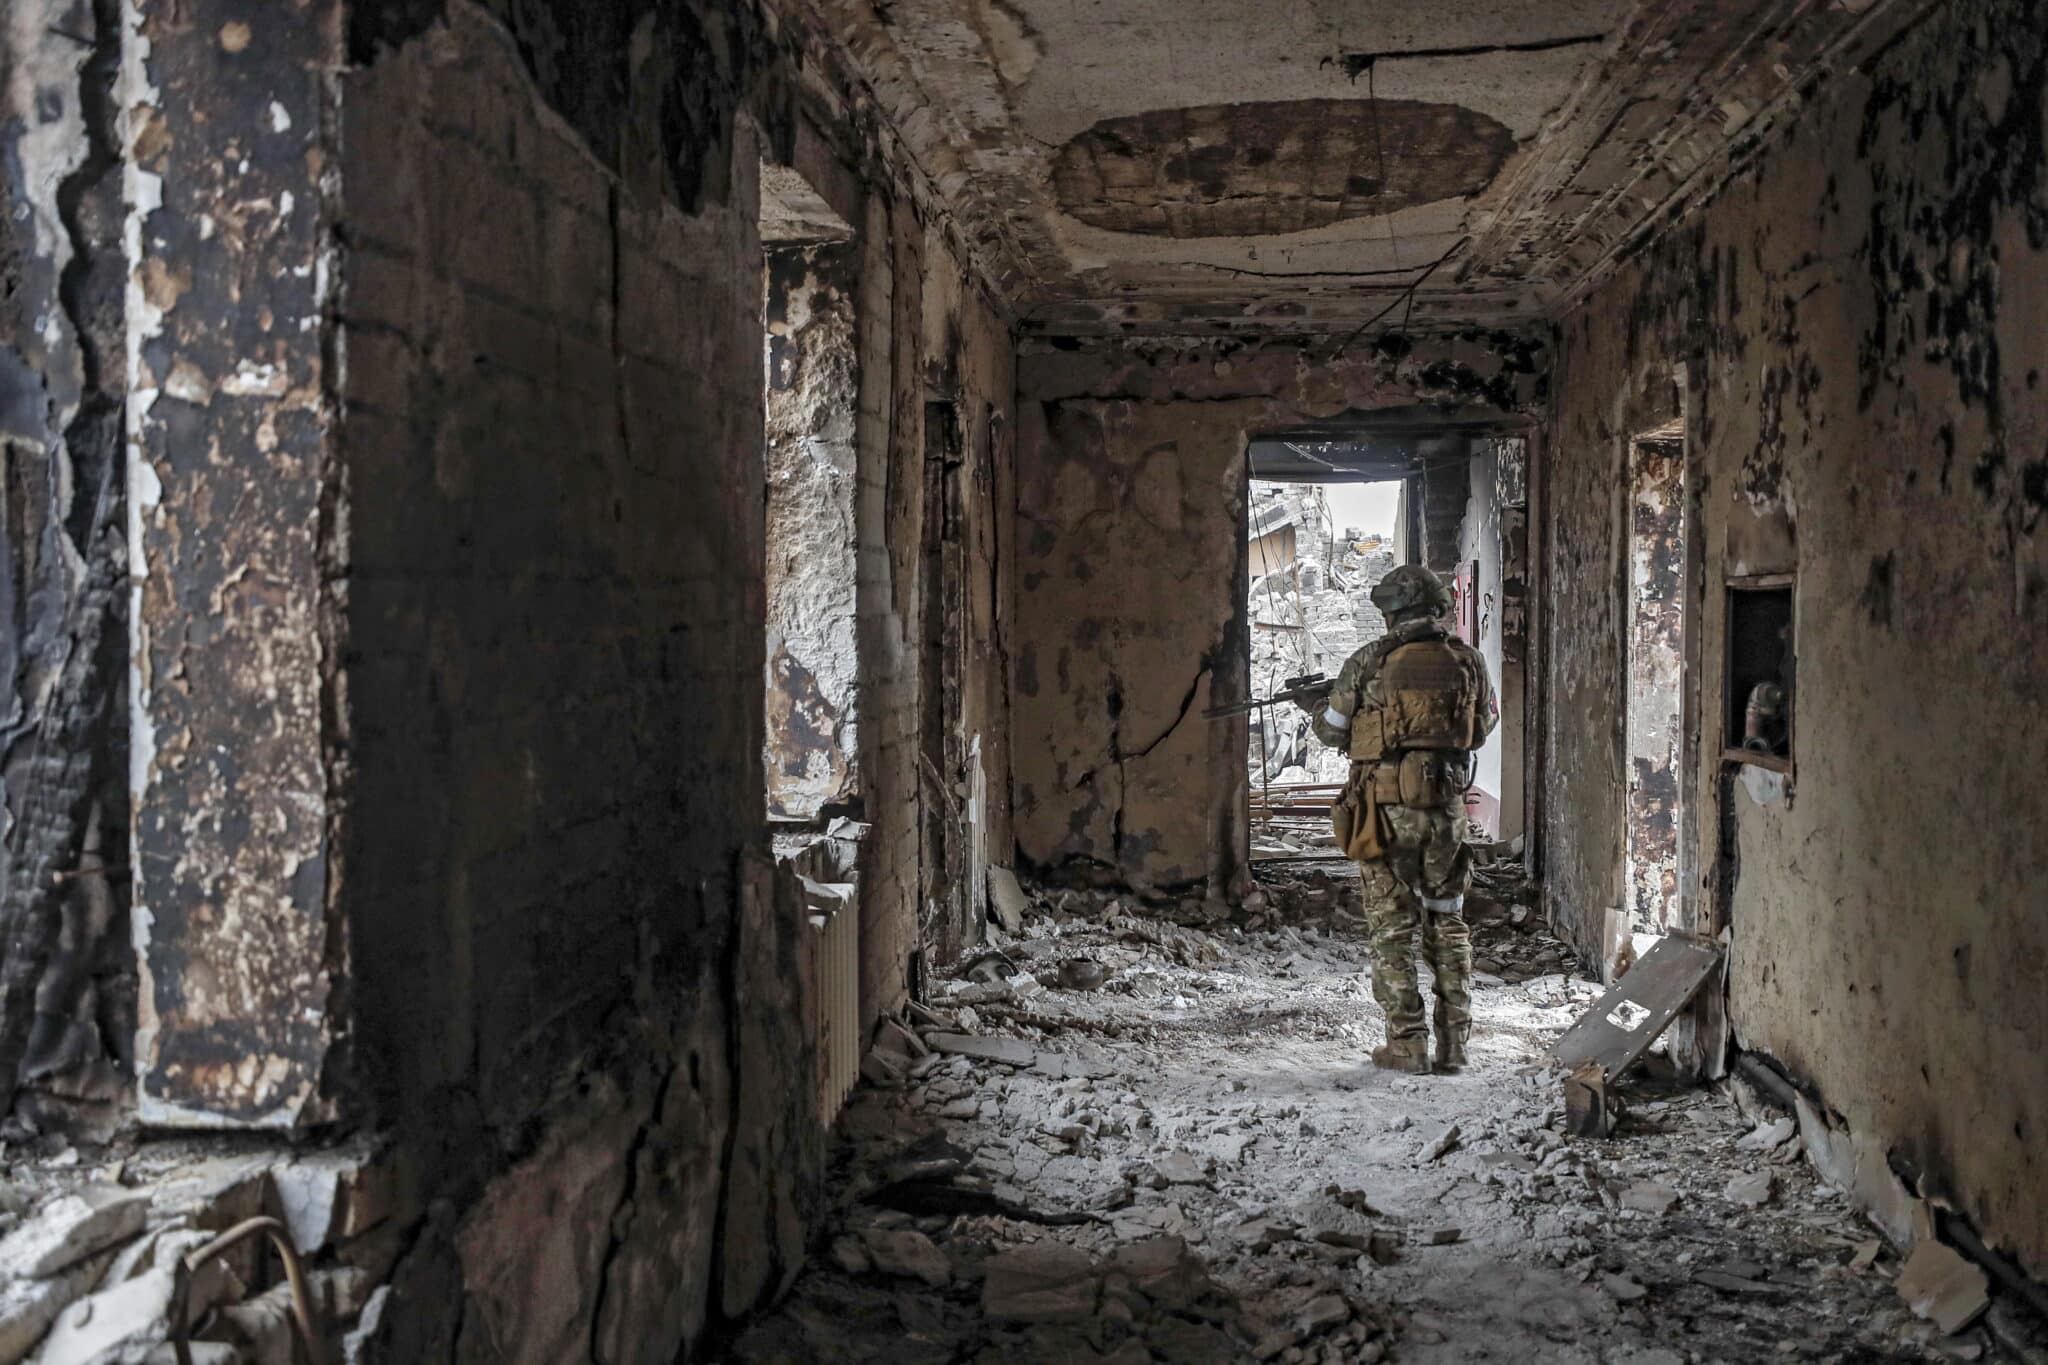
xmin=1360 ymin=805 xmax=1474 ymax=1047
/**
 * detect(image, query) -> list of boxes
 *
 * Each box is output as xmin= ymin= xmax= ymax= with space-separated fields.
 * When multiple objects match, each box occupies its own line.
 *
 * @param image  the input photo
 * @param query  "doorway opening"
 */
xmin=1245 ymin=477 xmax=1405 ymax=801
xmin=1623 ymin=426 xmax=1687 ymax=943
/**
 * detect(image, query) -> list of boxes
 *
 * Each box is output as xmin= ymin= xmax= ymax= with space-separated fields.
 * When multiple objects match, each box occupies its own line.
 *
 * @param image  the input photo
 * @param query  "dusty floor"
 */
xmin=717 ymin=868 xmax=1980 ymax=1364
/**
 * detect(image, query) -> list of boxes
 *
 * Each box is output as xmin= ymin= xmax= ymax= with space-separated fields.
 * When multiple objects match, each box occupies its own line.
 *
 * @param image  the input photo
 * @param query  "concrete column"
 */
xmin=123 ymin=0 xmax=344 ymax=1126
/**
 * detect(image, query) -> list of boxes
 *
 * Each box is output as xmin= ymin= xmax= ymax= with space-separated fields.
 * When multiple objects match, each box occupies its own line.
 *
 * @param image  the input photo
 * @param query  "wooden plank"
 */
xmin=1550 ymin=935 xmax=1722 ymax=1076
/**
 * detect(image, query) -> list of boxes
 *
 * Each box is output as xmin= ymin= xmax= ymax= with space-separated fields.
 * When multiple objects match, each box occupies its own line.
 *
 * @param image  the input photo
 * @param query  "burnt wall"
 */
xmin=123 ymin=0 xmax=349 ymax=1126
xmin=0 ymin=0 xmax=133 ymax=1132
xmin=1013 ymin=334 xmax=1544 ymax=894
xmin=851 ymin=196 xmax=1015 ymax=1031
xmin=327 ymin=1 xmax=1017 ymax=1357
xmin=1543 ymin=0 xmax=2048 ymax=1280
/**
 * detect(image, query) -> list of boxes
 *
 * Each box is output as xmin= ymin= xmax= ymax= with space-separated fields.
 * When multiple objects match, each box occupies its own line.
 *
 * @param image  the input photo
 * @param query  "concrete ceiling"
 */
xmin=791 ymin=0 xmax=1917 ymax=335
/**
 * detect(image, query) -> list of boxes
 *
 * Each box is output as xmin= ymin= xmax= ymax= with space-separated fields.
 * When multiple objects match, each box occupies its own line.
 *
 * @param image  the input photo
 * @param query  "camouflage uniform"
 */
xmin=1308 ymin=571 xmax=1497 ymax=1072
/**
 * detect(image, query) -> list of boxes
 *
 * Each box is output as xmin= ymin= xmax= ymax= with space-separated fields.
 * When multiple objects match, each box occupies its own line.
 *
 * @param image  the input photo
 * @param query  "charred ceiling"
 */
xmin=775 ymin=0 xmax=1941 ymax=335
xmin=1051 ymin=99 xmax=1517 ymax=239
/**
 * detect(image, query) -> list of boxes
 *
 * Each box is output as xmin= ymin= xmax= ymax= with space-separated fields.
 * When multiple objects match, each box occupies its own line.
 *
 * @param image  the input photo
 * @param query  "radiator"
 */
xmin=810 ymin=894 xmax=860 ymax=1122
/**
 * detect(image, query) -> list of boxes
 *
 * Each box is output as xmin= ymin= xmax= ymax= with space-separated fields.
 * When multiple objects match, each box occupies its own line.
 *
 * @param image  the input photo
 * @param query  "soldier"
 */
xmin=1301 ymin=564 xmax=1498 ymax=1073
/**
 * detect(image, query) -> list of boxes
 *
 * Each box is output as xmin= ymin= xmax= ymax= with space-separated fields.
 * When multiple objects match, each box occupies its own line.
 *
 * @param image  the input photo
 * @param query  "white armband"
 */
xmin=1323 ymin=706 xmax=1350 ymax=731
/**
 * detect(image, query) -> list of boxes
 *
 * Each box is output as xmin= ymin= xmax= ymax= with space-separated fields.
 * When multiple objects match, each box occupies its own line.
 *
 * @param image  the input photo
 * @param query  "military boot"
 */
xmin=1433 ymin=1032 xmax=1468 ymax=1073
xmin=1370 ymin=1037 xmax=1431 ymax=1073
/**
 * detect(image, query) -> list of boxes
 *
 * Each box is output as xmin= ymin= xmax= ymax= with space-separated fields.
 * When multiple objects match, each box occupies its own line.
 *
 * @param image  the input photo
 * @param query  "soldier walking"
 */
xmin=1300 ymin=565 xmax=1497 ymax=1073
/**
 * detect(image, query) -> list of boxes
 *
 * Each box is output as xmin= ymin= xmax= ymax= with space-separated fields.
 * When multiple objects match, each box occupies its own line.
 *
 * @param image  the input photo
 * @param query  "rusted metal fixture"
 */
xmin=170 ymin=1215 xmax=326 ymax=1365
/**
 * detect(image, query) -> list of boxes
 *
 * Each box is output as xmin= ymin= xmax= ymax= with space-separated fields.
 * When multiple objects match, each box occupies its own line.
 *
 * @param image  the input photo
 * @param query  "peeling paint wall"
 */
xmin=1013 ymin=334 xmax=1545 ymax=894
xmin=0 ymin=0 xmax=1018 ymax=1352
xmin=123 ymin=0 xmax=345 ymax=1128
xmin=1544 ymin=0 xmax=2048 ymax=1280
xmin=1623 ymin=438 xmax=1684 ymax=934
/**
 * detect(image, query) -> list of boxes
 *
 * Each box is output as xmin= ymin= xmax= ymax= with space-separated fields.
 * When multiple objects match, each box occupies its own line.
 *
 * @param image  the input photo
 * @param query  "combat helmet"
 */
xmin=1370 ymin=563 xmax=1453 ymax=622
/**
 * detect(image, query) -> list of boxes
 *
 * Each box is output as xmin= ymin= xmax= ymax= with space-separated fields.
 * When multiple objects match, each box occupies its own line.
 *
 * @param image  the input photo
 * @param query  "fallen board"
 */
xmin=1550 ymin=935 xmax=1723 ymax=1076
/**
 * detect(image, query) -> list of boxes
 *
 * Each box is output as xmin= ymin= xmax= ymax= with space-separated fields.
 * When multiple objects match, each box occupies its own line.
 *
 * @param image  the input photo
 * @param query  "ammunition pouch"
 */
xmin=1346 ymin=709 xmax=1387 ymax=762
xmin=1331 ymin=763 xmax=1387 ymax=861
xmin=1395 ymin=750 xmax=1464 ymax=809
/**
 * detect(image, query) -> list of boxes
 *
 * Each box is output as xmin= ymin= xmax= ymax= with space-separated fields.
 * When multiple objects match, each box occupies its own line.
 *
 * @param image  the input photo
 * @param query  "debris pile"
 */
xmin=721 ymin=878 xmax=2010 ymax=1364
xmin=0 ymin=1139 xmax=397 ymax=1363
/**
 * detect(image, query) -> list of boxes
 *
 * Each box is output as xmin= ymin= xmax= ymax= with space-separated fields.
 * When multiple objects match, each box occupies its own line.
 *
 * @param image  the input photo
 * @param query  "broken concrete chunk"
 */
xmin=860 ymin=1051 xmax=908 ymax=1088
xmin=981 ymin=1242 xmax=1100 ymax=1323
xmin=0 ymin=1249 xmax=112 ymax=1365
xmin=1299 ymin=1293 xmax=1351 ymax=1334
xmin=0 ymin=1185 xmax=148 ymax=1279
xmin=1736 ymin=1116 xmax=1797 ymax=1153
xmin=1723 ymin=1170 xmax=1775 ymax=1207
xmin=145 ymin=1156 xmax=274 ymax=1235
xmin=871 ymin=1018 xmax=927 ymax=1063
xmin=1106 ymin=1235 xmax=1208 ymax=1309
xmin=987 ymin=866 xmax=1030 ymax=933
xmin=1601 ymin=1273 xmax=1648 ymax=1302
xmin=1142 ymin=1317 xmax=1236 ymax=1363
xmin=1426 ymin=1228 xmax=1462 ymax=1246
xmin=924 ymin=1032 xmax=1038 ymax=1066
xmin=1252 ymin=1325 xmax=1302 ymax=1360
xmin=1894 ymin=1239 xmax=1990 ymax=1337
xmin=1619 ymin=1180 xmax=1680 ymax=1215
xmin=859 ymin=1228 xmax=950 ymax=1287
xmin=1232 ymin=1216 xmax=1297 ymax=1249
xmin=829 ymin=1234 xmax=872 ymax=1275
xmin=213 ymin=1281 xmax=300 ymax=1365
xmin=275 ymin=1146 xmax=393 ymax=1256
xmin=1312 ymin=1229 xmax=1366 ymax=1250
xmin=1419 ymin=1123 xmax=1462 ymax=1162
xmin=30 ymin=1252 xmax=241 ymax=1365
xmin=1153 ymin=1152 xmax=1210 ymax=1185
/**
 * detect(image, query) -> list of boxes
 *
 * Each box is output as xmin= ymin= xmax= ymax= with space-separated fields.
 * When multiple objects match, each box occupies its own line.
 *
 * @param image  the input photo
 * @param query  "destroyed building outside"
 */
xmin=0 ymin=0 xmax=2043 ymax=1361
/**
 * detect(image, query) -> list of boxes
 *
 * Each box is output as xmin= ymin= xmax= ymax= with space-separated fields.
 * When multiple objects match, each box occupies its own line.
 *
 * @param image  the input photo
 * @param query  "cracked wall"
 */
xmin=329 ymin=0 xmax=1015 ymax=1356
xmin=1 ymin=0 xmax=1017 ymax=1353
xmin=0 ymin=0 xmax=135 ymax=1134
xmin=1013 ymin=333 xmax=1545 ymax=894
xmin=1543 ymin=0 xmax=2048 ymax=1281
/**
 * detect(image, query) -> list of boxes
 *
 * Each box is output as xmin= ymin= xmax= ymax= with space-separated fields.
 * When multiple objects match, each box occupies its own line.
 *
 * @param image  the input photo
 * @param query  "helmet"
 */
xmin=1370 ymin=564 xmax=1453 ymax=621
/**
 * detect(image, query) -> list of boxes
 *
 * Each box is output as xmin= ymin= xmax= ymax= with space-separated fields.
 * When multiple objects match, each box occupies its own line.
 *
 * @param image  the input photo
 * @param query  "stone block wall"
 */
xmin=339 ymin=0 xmax=767 ymax=1139
xmin=1541 ymin=0 xmax=2048 ymax=1282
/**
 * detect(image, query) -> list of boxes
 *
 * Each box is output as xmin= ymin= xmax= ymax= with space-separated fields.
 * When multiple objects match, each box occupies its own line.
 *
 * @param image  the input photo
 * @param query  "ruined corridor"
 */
xmin=0 ymin=0 xmax=2043 ymax=1361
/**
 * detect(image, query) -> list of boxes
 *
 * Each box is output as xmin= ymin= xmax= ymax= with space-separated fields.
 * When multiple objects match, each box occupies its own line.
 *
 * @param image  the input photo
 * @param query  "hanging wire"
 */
xmin=1364 ymin=61 xmax=1403 ymax=270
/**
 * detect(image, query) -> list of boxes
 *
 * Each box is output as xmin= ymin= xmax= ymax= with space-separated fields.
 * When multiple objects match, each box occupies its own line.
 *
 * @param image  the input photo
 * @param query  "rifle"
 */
xmin=1203 ymin=672 xmax=1331 ymax=720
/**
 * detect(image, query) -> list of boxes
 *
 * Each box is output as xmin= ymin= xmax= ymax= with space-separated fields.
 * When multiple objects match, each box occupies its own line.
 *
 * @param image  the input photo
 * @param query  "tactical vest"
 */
xmin=1348 ymin=637 xmax=1488 ymax=763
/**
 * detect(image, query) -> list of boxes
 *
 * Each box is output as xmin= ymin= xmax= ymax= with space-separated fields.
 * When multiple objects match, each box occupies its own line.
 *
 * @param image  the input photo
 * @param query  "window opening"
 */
xmin=762 ymin=225 xmax=858 ymax=824
xmin=1724 ymin=579 xmax=1794 ymax=767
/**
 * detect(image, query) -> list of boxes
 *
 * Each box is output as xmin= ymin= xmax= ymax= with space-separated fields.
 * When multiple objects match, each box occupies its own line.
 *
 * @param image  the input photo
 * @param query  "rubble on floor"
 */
xmin=718 ymin=878 xmax=2021 ymax=1364
xmin=0 ymin=1137 xmax=400 ymax=1363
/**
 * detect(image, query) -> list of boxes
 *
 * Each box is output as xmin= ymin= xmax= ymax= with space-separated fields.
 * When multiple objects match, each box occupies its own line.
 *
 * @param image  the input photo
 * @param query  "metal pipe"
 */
xmin=170 ymin=1215 xmax=327 ymax=1365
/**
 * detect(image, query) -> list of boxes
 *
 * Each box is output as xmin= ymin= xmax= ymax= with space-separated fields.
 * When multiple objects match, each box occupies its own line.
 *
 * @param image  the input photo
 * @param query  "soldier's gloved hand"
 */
xmin=1292 ymin=680 xmax=1335 ymax=715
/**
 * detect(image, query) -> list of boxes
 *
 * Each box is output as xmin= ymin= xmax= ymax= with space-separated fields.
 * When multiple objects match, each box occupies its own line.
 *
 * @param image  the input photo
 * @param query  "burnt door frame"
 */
xmin=919 ymin=399 xmax=969 ymax=964
xmin=1622 ymin=434 xmax=1686 ymax=945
